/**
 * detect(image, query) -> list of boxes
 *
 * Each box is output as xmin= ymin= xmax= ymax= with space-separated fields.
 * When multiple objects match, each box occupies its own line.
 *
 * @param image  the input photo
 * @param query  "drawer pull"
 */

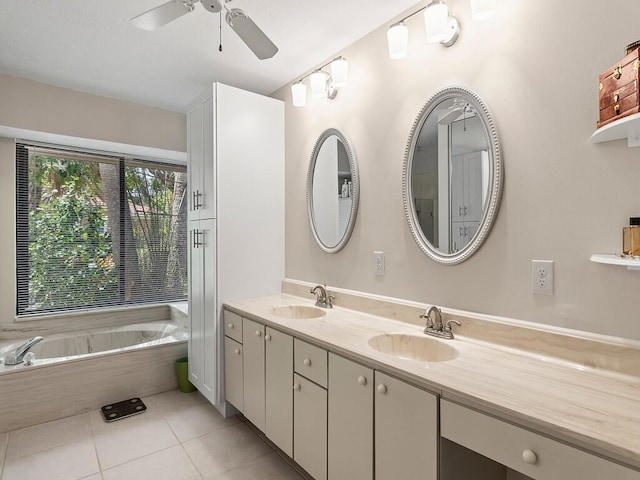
xmin=255 ymin=330 xmax=262 ymax=337
xmin=522 ymin=449 xmax=538 ymax=465
xmin=377 ymin=384 xmax=388 ymax=394
xmin=613 ymin=92 xmax=620 ymax=102
xmin=265 ymin=334 xmax=271 ymax=341
xmin=614 ymin=104 xmax=621 ymax=115
xmin=227 ymin=323 xmax=234 ymax=329
xmin=234 ymin=349 xmax=241 ymax=355
xmin=357 ymin=376 xmax=367 ymax=386
xmin=613 ymin=65 xmax=623 ymax=80
xmin=303 ymin=358 xmax=312 ymax=367
xmin=293 ymin=383 xmax=301 ymax=391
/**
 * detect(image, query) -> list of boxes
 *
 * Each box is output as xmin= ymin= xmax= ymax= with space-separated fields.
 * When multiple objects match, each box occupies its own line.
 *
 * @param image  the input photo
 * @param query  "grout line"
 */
xmin=176 ymin=442 xmax=204 ymax=480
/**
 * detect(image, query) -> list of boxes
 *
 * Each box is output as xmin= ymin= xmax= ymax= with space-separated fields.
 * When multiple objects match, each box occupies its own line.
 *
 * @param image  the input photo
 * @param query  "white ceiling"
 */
xmin=0 ymin=0 xmax=421 ymax=112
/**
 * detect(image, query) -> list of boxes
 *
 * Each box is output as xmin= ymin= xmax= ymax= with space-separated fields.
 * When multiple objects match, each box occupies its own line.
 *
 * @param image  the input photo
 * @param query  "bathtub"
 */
xmin=0 ymin=320 xmax=189 ymax=433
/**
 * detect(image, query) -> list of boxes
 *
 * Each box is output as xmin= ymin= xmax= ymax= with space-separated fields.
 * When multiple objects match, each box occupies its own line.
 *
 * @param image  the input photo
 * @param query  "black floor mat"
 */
xmin=101 ymin=397 xmax=147 ymax=422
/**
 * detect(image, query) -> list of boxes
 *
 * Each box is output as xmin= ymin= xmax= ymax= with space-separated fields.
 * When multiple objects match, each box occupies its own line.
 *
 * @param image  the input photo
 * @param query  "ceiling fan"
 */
xmin=131 ymin=0 xmax=278 ymax=60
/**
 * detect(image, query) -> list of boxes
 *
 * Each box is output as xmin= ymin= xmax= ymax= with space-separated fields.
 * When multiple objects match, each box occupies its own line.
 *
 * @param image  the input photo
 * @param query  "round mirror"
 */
xmin=403 ymin=86 xmax=503 ymax=264
xmin=307 ymin=128 xmax=359 ymax=253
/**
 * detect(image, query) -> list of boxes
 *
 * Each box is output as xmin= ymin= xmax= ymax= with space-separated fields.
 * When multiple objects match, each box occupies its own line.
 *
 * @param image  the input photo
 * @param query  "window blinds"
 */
xmin=16 ymin=142 xmax=187 ymax=316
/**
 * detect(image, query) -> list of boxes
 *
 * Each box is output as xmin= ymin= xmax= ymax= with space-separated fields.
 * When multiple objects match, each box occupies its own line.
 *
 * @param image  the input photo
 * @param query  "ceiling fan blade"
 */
xmin=225 ymin=9 xmax=278 ymax=60
xmin=131 ymin=1 xmax=194 ymax=31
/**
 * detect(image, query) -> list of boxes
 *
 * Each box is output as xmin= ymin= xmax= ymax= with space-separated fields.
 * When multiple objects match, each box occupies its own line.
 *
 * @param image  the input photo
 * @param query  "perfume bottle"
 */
xmin=623 ymin=217 xmax=640 ymax=257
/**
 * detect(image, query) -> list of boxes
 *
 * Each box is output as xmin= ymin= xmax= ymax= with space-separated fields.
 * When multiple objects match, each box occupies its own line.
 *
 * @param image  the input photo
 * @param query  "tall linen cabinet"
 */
xmin=187 ymin=83 xmax=284 ymax=413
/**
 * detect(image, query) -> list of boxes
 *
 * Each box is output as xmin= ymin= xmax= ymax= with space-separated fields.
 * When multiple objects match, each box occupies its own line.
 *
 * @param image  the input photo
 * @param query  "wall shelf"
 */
xmin=590 ymin=113 xmax=640 ymax=147
xmin=590 ymin=254 xmax=640 ymax=270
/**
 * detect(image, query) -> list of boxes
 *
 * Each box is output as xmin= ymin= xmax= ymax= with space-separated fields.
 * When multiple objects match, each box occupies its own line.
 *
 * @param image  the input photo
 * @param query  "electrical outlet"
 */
xmin=532 ymin=260 xmax=554 ymax=295
xmin=374 ymin=251 xmax=385 ymax=276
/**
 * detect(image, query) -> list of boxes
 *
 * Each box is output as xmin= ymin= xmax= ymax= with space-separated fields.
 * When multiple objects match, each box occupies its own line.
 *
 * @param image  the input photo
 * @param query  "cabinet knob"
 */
xmin=522 ymin=449 xmax=538 ymax=465
xmin=303 ymin=358 xmax=311 ymax=367
xmin=377 ymin=384 xmax=387 ymax=394
xmin=357 ymin=376 xmax=367 ymax=386
xmin=293 ymin=383 xmax=301 ymax=392
xmin=228 ymin=323 xmax=234 ymax=329
xmin=265 ymin=334 xmax=271 ymax=341
xmin=234 ymin=349 xmax=240 ymax=355
xmin=255 ymin=330 xmax=262 ymax=337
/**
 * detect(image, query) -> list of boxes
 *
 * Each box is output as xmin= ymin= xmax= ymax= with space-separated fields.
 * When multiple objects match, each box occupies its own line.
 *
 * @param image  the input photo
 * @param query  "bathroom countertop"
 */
xmin=224 ymin=293 xmax=640 ymax=470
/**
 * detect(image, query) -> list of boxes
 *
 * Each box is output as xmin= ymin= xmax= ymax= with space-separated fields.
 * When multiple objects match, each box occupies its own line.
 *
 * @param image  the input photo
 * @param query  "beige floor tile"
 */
xmin=6 ymin=414 xmax=91 ymax=460
xmin=102 ymin=445 xmax=202 ymax=480
xmin=79 ymin=474 xmax=103 ymax=480
xmin=183 ymin=423 xmax=272 ymax=479
xmin=213 ymin=452 xmax=304 ymax=480
xmin=146 ymin=390 xmax=208 ymax=416
xmin=94 ymin=416 xmax=179 ymax=470
xmin=2 ymin=439 xmax=99 ymax=480
xmin=165 ymin=403 xmax=240 ymax=442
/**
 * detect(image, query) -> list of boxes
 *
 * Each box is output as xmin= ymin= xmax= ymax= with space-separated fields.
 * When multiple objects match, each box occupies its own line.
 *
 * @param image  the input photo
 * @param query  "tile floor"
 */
xmin=0 ymin=389 xmax=305 ymax=480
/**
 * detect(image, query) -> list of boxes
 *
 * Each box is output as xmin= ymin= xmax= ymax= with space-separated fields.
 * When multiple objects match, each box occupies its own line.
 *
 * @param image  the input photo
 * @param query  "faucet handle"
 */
xmin=444 ymin=319 xmax=461 ymax=335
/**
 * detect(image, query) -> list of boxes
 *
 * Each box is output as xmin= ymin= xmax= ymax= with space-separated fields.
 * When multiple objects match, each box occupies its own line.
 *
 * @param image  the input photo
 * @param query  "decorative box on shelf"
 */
xmin=598 ymin=47 xmax=640 ymax=129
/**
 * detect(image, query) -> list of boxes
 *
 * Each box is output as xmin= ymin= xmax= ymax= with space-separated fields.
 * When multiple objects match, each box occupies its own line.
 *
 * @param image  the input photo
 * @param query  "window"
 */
xmin=16 ymin=143 xmax=188 ymax=316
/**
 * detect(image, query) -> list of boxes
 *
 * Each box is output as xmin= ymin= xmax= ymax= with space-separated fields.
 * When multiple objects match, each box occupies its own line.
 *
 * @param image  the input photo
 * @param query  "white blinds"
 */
xmin=16 ymin=143 xmax=187 ymax=316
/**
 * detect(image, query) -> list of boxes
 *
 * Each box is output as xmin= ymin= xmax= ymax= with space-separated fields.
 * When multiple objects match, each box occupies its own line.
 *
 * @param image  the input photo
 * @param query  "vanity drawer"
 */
xmin=441 ymin=400 xmax=640 ymax=480
xmin=224 ymin=310 xmax=243 ymax=342
xmin=294 ymin=339 xmax=328 ymax=388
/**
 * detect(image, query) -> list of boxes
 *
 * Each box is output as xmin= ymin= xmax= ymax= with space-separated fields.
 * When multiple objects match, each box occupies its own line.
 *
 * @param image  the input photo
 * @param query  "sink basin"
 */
xmin=368 ymin=333 xmax=458 ymax=363
xmin=270 ymin=305 xmax=327 ymax=320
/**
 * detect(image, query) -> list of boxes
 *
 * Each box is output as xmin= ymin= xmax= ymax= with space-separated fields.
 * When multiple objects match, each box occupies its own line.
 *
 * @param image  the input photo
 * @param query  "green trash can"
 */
xmin=175 ymin=357 xmax=197 ymax=393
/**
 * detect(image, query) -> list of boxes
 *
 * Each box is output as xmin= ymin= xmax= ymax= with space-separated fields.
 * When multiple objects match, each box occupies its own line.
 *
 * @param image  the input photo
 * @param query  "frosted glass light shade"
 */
xmin=471 ymin=0 xmax=495 ymax=20
xmin=331 ymin=57 xmax=349 ymax=88
xmin=310 ymin=70 xmax=329 ymax=98
xmin=424 ymin=1 xmax=449 ymax=43
xmin=387 ymin=22 xmax=408 ymax=59
xmin=292 ymin=82 xmax=307 ymax=107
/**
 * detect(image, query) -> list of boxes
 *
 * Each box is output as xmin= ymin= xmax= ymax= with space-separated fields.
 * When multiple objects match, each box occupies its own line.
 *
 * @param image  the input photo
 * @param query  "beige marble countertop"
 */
xmin=224 ymin=293 xmax=640 ymax=470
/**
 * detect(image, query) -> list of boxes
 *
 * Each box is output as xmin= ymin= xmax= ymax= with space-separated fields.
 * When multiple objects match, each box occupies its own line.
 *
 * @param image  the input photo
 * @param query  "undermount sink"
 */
xmin=269 ymin=305 xmax=327 ymax=320
xmin=368 ymin=333 xmax=458 ymax=363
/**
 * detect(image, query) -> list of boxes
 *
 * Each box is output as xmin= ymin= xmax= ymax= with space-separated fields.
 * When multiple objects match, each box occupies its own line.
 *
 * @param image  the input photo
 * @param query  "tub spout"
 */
xmin=4 ymin=336 xmax=44 ymax=365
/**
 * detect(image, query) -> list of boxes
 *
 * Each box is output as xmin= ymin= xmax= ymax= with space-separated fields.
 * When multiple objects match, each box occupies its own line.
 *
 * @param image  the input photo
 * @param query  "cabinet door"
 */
xmin=265 ymin=327 xmax=293 ymax=457
xmin=374 ymin=371 xmax=438 ymax=480
xmin=224 ymin=337 xmax=243 ymax=411
xmin=242 ymin=317 xmax=265 ymax=431
xmin=187 ymin=99 xmax=203 ymax=222
xmin=188 ymin=218 xmax=216 ymax=402
xmin=294 ymin=373 xmax=327 ymax=480
xmin=328 ymin=354 xmax=373 ymax=480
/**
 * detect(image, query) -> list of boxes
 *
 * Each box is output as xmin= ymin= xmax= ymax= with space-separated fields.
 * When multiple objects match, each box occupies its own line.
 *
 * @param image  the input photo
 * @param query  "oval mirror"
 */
xmin=403 ymin=86 xmax=503 ymax=264
xmin=307 ymin=128 xmax=359 ymax=253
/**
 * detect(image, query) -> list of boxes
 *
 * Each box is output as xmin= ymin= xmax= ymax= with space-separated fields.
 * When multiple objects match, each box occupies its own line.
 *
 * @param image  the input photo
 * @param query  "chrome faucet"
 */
xmin=310 ymin=284 xmax=334 ymax=309
xmin=4 ymin=336 xmax=44 ymax=365
xmin=421 ymin=306 xmax=461 ymax=339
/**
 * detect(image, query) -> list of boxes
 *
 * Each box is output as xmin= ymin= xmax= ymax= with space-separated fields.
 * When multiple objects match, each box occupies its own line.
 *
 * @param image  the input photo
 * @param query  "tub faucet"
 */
xmin=4 ymin=336 xmax=43 ymax=365
xmin=310 ymin=284 xmax=334 ymax=309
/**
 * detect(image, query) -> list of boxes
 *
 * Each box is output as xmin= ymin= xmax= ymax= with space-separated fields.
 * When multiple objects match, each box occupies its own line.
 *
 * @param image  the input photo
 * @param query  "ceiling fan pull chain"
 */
xmin=219 ymin=11 xmax=223 ymax=52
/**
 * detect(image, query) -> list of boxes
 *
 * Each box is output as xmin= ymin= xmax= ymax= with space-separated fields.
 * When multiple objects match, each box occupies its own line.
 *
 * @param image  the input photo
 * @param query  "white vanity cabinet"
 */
xmin=223 ymin=336 xmax=243 ymax=411
xmin=328 ymin=353 xmax=374 ymax=480
xmin=265 ymin=327 xmax=294 ymax=456
xmin=242 ymin=317 xmax=266 ymax=431
xmin=441 ymin=400 xmax=640 ymax=480
xmin=375 ymin=371 xmax=438 ymax=480
xmin=293 ymin=339 xmax=328 ymax=480
xmin=187 ymin=83 xmax=284 ymax=409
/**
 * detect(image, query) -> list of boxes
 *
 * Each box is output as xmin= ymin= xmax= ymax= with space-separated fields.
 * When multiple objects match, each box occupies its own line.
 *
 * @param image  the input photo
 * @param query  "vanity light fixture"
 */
xmin=386 ymin=0 xmax=495 ymax=59
xmin=290 ymin=57 xmax=349 ymax=107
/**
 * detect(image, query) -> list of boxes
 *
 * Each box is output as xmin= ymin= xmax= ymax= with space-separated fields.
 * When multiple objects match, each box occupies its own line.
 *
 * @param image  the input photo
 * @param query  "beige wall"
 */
xmin=0 ymin=74 xmax=186 ymax=325
xmin=274 ymin=0 xmax=640 ymax=340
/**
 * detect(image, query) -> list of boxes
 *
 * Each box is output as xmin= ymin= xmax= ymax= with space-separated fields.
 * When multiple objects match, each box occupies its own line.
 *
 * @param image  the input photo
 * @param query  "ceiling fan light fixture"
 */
xmin=201 ymin=0 xmax=223 ymax=13
xmin=330 ymin=57 xmax=349 ymax=88
xmin=292 ymin=82 xmax=307 ymax=107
